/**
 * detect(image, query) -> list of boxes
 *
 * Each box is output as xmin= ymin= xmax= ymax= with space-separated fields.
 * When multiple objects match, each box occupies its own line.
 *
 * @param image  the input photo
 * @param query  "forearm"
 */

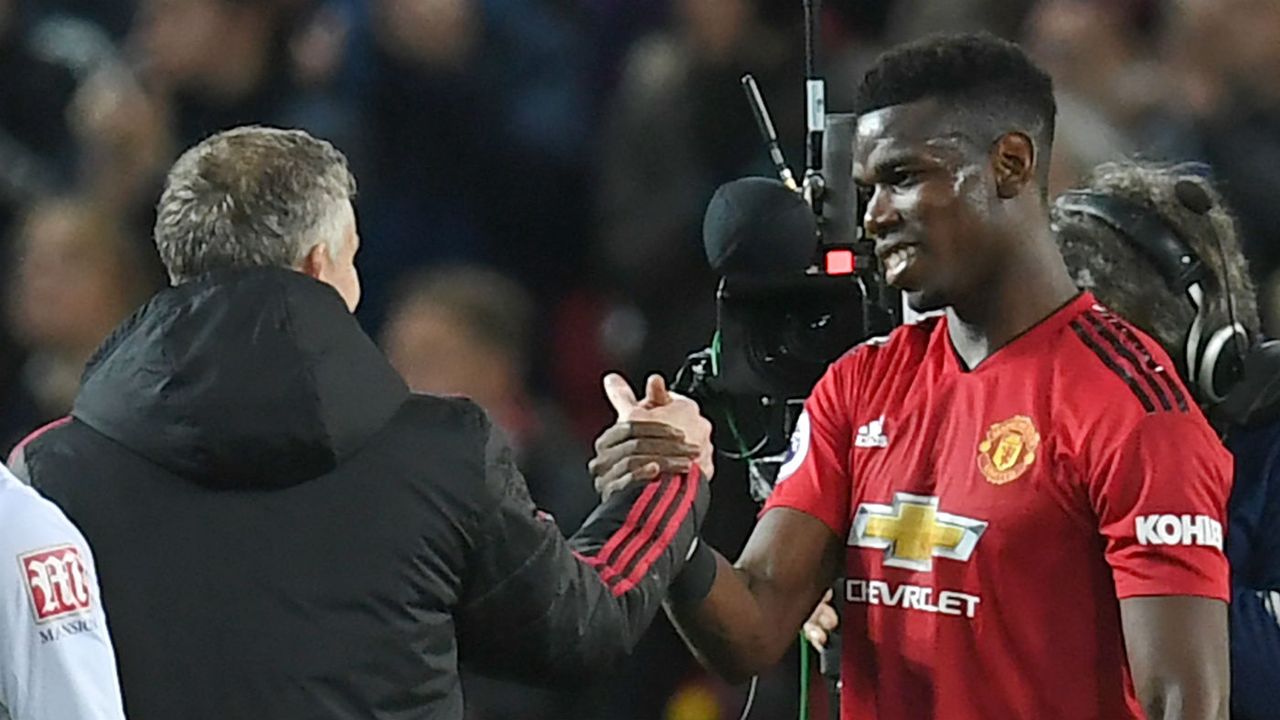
xmin=663 ymin=508 xmax=841 ymax=683
xmin=1134 ymin=642 xmax=1230 ymax=720
xmin=1123 ymin=597 xmax=1230 ymax=720
xmin=665 ymin=553 xmax=810 ymax=684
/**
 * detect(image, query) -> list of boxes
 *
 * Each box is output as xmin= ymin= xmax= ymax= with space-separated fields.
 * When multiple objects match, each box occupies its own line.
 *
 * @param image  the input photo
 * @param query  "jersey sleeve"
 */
xmin=0 ymin=482 xmax=126 ymax=720
xmin=1086 ymin=411 xmax=1232 ymax=601
xmin=762 ymin=351 xmax=857 ymax=538
xmin=454 ymin=408 xmax=710 ymax=685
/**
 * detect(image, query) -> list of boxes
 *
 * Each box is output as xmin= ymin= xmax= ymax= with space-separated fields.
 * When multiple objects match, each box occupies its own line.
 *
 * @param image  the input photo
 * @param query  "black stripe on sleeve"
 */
xmin=1083 ymin=313 xmax=1172 ymax=411
xmin=1071 ymin=320 xmax=1157 ymax=412
xmin=1093 ymin=309 xmax=1191 ymax=412
xmin=607 ymin=474 xmax=699 ymax=593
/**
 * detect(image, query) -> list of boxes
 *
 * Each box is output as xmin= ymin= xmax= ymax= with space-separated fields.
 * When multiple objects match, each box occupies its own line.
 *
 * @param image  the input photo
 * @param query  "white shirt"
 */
xmin=0 ymin=463 xmax=125 ymax=720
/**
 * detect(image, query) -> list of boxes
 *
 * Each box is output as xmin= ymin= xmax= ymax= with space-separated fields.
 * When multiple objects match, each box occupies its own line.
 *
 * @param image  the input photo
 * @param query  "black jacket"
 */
xmin=13 ymin=268 xmax=709 ymax=720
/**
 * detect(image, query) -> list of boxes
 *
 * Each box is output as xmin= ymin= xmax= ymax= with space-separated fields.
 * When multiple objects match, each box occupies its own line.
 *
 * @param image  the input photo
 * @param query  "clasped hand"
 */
xmin=588 ymin=373 xmax=715 ymax=500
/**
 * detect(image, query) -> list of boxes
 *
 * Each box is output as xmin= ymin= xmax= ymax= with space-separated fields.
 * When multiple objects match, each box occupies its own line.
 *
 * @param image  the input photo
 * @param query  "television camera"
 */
xmin=671 ymin=62 xmax=901 ymax=506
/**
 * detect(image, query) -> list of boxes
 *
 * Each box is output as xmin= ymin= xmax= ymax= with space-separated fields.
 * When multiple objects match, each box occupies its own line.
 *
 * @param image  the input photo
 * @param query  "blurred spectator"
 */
xmin=380 ymin=264 xmax=595 ymax=534
xmin=76 ymin=0 xmax=361 ymax=188
xmin=822 ymin=0 xmax=896 ymax=111
xmin=1 ymin=198 xmax=157 ymax=454
xmin=62 ymin=0 xmax=367 ymax=243
xmin=67 ymin=66 xmax=172 ymax=224
xmin=1022 ymin=0 xmax=1159 ymax=194
xmin=38 ymin=0 xmax=136 ymax=39
xmin=0 ymin=0 xmax=79 ymax=208
xmin=579 ymin=0 xmax=670 ymax=109
xmin=1263 ymin=268 xmax=1280 ymax=340
xmin=356 ymin=0 xmax=501 ymax=322
xmin=0 ymin=0 xmax=76 ymax=416
xmin=596 ymin=0 xmax=804 ymax=381
xmin=0 ymin=0 xmax=123 ymax=223
xmin=132 ymin=0 xmax=294 ymax=143
xmin=0 ymin=3 xmax=138 ymax=463
xmin=885 ymin=0 xmax=1036 ymax=43
xmin=1029 ymin=0 xmax=1141 ymax=193
xmin=358 ymin=0 xmax=592 ymax=334
xmin=1146 ymin=0 xmax=1280 ymax=296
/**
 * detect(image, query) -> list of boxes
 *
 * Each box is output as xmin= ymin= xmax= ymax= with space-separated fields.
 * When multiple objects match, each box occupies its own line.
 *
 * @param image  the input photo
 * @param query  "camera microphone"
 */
xmin=702 ymin=177 xmax=818 ymax=277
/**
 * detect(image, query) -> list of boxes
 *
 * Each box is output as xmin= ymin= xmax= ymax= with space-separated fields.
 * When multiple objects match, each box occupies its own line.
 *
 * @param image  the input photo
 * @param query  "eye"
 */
xmin=888 ymin=168 xmax=921 ymax=188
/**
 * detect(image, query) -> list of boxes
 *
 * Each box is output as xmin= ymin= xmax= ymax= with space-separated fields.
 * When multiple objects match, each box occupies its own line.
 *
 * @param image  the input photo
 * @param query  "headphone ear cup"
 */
xmin=1185 ymin=308 xmax=1204 ymax=386
xmin=1197 ymin=323 xmax=1249 ymax=403
xmin=1215 ymin=339 xmax=1280 ymax=426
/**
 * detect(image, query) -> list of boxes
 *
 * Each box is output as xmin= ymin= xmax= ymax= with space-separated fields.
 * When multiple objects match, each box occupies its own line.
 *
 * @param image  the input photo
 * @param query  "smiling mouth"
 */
xmin=877 ymin=243 xmax=920 ymax=284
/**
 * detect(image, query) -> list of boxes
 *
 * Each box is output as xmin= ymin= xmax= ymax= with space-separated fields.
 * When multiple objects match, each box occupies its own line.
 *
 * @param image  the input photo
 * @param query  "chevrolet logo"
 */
xmin=849 ymin=493 xmax=988 ymax=572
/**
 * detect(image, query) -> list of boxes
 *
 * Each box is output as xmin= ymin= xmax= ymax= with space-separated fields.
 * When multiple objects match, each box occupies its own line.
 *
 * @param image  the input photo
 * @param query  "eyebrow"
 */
xmin=856 ymin=151 xmax=925 ymax=183
xmin=875 ymin=153 xmax=923 ymax=173
xmin=859 ymin=132 xmax=975 ymax=182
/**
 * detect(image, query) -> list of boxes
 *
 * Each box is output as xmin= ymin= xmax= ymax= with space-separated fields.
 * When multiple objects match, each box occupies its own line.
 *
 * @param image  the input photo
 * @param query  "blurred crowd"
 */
xmin=1 ymin=0 xmax=1278 ymax=717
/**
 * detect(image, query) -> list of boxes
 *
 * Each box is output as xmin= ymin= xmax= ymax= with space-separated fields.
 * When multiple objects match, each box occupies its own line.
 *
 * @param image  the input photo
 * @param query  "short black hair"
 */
xmin=855 ymin=33 xmax=1057 ymax=185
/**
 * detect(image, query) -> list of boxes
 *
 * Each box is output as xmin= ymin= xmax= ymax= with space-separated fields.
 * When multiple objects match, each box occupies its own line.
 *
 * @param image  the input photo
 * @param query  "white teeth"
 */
xmin=884 ymin=246 xmax=917 ymax=281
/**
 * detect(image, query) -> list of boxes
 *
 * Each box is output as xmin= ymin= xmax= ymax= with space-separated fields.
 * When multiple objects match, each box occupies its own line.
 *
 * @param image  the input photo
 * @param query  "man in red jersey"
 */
xmin=590 ymin=33 xmax=1231 ymax=720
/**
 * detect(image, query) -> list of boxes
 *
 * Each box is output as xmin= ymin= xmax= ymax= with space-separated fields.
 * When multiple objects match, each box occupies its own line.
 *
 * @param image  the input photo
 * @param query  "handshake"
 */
xmin=589 ymin=373 xmax=715 ymax=499
xmin=587 ymin=373 xmax=837 ymax=649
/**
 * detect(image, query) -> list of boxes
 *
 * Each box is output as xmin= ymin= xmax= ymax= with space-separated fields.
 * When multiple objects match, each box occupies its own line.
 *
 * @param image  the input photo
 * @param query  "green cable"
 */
xmin=713 ymin=329 xmax=812 ymax=720
xmin=711 ymin=331 xmax=755 ymax=459
xmin=799 ymin=635 xmax=810 ymax=719
xmin=710 ymin=330 xmax=751 ymax=455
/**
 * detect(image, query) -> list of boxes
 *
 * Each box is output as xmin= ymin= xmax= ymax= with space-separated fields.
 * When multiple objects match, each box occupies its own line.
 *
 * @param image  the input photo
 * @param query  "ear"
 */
xmin=299 ymin=243 xmax=329 ymax=280
xmin=991 ymin=132 xmax=1036 ymax=199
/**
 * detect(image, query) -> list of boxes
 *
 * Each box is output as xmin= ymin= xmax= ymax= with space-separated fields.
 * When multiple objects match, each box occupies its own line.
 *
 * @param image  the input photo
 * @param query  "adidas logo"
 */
xmin=855 ymin=416 xmax=889 ymax=448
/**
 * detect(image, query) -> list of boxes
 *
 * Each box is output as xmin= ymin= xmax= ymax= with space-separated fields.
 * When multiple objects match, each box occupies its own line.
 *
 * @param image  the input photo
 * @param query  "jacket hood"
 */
xmin=73 ymin=267 xmax=409 ymax=489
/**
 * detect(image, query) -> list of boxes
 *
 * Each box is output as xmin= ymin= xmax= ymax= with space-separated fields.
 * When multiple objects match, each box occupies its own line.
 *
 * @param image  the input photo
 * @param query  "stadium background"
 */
xmin=0 ymin=0 xmax=1276 ymax=717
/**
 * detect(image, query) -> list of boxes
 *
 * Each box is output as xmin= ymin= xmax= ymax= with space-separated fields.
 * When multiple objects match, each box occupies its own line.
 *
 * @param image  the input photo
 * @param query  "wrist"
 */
xmin=670 ymin=537 xmax=717 ymax=604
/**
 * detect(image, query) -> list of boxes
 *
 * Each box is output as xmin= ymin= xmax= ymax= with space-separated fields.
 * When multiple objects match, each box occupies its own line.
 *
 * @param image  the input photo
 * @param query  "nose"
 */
xmin=863 ymin=186 xmax=902 ymax=239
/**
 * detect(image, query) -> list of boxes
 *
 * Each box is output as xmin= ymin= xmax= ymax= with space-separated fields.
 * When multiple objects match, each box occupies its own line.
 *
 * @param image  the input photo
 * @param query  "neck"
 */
xmin=946 ymin=227 xmax=1078 ymax=370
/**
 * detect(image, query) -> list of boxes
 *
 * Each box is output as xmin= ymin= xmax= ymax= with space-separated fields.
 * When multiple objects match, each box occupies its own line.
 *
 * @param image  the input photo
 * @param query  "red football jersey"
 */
xmin=765 ymin=292 xmax=1231 ymax=720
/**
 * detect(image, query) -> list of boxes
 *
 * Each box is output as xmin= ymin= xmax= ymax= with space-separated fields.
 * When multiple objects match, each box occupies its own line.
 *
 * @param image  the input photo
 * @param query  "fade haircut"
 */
xmin=1054 ymin=162 xmax=1259 ymax=366
xmin=154 ymin=126 xmax=356 ymax=284
xmin=854 ymin=33 xmax=1057 ymax=191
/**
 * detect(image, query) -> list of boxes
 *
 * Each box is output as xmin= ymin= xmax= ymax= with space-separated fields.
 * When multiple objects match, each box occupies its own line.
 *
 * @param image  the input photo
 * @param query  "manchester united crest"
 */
xmin=977 ymin=416 xmax=1040 ymax=485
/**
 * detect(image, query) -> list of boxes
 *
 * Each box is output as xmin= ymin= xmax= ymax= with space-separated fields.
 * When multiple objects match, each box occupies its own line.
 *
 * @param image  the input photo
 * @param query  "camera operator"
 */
xmin=1052 ymin=161 xmax=1280 ymax=720
xmin=592 ymin=34 xmax=1230 ymax=720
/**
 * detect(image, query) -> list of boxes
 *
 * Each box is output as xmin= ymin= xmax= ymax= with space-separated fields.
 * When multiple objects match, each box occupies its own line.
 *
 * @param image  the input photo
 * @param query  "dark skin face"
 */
xmin=853 ymin=99 xmax=1000 ymax=314
xmin=855 ymin=98 xmax=1078 ymax=369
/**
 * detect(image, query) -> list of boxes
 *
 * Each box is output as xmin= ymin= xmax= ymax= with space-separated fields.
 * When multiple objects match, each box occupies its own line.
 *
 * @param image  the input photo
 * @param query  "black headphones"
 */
xmin=1054 ymin=181 xmax=1251 ymax=405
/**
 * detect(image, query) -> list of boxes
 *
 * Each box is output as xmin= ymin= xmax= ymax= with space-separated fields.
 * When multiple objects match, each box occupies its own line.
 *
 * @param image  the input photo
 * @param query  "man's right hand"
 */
xmin=588 ymin=373 xmax=714 ymax=500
